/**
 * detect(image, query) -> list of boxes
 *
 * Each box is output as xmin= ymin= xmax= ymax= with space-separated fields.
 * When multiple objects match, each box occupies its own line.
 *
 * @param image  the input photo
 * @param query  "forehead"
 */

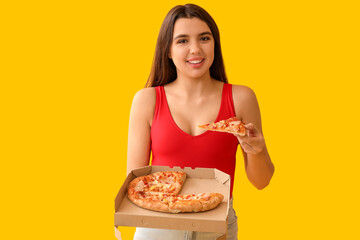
xmin=173 ymin=17 xmax=211 ymax=36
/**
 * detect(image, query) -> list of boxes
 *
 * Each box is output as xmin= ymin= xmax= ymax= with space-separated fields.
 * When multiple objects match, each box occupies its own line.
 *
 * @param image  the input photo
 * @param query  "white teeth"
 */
xmin=188 ymin=59 xmax=203 ymax=64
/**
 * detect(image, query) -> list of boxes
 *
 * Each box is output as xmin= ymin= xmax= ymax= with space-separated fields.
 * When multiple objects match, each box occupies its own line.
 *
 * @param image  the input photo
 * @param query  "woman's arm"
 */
xmin=233 ymin=85 xmax=275 ymax=189
xmin=126 ymin=88 xmax=156 ymax=175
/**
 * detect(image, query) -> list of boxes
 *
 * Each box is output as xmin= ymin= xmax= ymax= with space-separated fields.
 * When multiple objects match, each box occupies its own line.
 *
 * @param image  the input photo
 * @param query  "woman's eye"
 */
xmin=177 ymin=39 xmax=187 ymax=44
xmin=200 ymin=36 xmax=211 ymax=41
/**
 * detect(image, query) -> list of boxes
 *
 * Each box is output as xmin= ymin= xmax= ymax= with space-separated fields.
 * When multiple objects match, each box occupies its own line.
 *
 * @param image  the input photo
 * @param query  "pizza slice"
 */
xmin=152 ymin=171 xmax=186 ymax=195
xmin=128 ymin=193 xmax=172 ymax=213
xmin=168 ymin=193 xmax=224 ymax=213
xmin=128 ymin=171 xmax=186 ymax=197
xmin=198 ymin=117 xmax=246 ymax=136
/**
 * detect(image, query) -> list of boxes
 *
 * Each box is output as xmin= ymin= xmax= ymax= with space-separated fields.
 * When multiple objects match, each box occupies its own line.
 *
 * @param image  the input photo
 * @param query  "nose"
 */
xmin=189 ymin=41 xmax=201 ymax=54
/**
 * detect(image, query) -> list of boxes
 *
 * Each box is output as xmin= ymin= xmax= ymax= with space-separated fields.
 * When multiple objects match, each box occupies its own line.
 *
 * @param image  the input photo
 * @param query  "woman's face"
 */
xmin=169 ymin=17 xmax=214 ymax=80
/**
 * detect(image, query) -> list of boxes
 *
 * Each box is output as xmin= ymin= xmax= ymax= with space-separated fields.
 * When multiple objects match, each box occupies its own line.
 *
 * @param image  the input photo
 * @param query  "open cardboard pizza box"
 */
xmin=114 ymin=165 xmax=230 ymax=239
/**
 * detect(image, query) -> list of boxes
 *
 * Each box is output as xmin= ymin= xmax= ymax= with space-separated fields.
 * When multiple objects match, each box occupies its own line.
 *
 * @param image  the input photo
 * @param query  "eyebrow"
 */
xmin=173 ymin=31 xmax=213 ymax=40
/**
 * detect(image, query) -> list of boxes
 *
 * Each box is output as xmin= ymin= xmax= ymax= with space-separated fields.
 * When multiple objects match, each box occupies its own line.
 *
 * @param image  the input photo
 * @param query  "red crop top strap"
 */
xmin=153 ymin=85 xmax=171 ymax=124
xmin=153 ymin=86 xmax=163 ymax=122
xmin=219 ymin=83 xmax=236 ymax=119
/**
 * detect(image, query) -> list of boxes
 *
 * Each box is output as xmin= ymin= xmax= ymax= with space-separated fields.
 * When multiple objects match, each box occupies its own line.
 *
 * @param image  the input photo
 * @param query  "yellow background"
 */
xmin=1 ymin=0 xmax=359 ymax=239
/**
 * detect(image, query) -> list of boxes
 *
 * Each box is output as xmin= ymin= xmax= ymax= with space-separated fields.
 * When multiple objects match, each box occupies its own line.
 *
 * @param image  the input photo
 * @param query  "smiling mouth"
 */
xmin=187 ymin=59 xmax=204 ymax=64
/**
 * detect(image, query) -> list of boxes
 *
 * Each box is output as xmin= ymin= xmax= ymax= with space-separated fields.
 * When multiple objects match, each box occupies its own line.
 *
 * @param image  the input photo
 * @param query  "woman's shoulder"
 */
xmin=131 ymin=87 xmax=156 ymax=120
xmin=133 ymin=87 xmax=156 ymax=101
xmin=231 ymin=84 xmax=260 ymax=119
xmin=231 ymin=84 xmax=257 ymax=101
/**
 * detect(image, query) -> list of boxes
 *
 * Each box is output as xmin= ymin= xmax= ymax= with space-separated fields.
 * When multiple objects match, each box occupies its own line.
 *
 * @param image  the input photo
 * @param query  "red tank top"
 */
xmin=151 ymin=83 xmax=239 ymax=196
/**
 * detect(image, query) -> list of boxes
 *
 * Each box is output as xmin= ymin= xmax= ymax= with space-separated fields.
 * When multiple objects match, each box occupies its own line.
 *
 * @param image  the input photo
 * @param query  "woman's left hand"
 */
xmin=235 ymin=123 xmax=266 ymax=155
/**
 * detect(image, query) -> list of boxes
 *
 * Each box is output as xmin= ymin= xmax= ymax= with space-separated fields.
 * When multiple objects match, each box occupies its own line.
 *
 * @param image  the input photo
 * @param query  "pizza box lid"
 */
xmin=114 ymin=165 xmax=231 ymax=235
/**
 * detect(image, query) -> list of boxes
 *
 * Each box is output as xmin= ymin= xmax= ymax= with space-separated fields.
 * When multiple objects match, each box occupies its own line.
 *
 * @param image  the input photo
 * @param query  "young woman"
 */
xmin=126 ymin=4 xmax=274 ymax=240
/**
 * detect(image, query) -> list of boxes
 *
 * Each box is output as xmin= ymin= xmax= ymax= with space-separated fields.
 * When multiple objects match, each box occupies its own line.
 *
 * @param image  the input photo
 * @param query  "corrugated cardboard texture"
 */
xmin=114 ymin=166 xmax=230 ymax=234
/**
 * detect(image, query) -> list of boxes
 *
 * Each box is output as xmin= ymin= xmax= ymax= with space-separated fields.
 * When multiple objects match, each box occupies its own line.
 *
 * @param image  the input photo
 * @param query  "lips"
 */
xmin=186 ymin=58 xmax=205 ymax=68
xmin=186 ymin=58 xmax=204 ymax=64
xmin=187 ymin=59 xmax=204 ymax=64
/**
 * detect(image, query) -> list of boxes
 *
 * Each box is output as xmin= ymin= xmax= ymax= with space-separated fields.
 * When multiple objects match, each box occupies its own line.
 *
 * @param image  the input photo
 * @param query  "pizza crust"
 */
xmin=132 ymin=197 xmax=169 ymax=213
xmin=169 ymin=199 xmax=203 ymax=213
xmin=200 ymin=193 xmax=224 ymax=211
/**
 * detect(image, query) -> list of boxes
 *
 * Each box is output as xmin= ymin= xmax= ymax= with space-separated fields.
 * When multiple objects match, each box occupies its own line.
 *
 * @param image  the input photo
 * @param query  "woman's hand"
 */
xmin=235 ymin=123 xmax=266 ymax=155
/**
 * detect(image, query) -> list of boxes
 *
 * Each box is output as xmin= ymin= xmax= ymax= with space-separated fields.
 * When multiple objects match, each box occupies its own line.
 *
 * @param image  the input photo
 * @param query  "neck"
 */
xmin=169 ymin=72 xmax=218 ymax=98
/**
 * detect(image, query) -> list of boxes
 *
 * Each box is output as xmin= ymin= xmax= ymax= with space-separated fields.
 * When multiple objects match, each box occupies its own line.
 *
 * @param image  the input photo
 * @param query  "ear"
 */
xmin=168 ymin=52 xmax=172 ymax=59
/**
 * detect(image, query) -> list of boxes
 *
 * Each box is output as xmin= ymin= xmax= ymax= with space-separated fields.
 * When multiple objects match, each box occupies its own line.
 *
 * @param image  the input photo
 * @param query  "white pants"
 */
xmin=133 ymin=198 xmax=238 ymax=240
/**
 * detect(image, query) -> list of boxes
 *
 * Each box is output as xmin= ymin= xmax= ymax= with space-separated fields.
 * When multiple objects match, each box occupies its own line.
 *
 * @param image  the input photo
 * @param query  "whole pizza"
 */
xmin=127 ymin=171 xmax=224 ymax=213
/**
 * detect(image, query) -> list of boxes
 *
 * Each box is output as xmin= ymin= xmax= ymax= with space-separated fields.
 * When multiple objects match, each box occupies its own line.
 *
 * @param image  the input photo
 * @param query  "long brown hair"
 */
xmin=146 ymin=4 xmax=228 ymax=87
